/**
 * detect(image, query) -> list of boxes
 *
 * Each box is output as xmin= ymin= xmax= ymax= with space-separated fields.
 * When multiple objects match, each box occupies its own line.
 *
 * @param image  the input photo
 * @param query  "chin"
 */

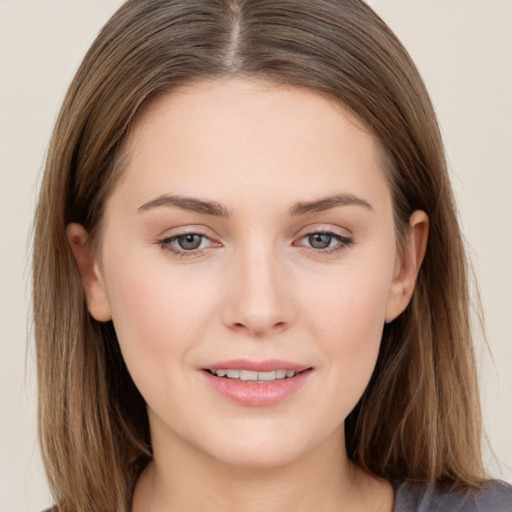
xmin=210 ymin=442 xmax=305 ymax=470
xmin=195 ymin=420 xmax=331 ymax=470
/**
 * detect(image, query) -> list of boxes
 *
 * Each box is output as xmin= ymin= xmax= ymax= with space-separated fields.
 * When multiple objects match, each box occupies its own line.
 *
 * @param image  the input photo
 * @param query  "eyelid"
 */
xmin=293 ymin=223 xmax=353 ymax=241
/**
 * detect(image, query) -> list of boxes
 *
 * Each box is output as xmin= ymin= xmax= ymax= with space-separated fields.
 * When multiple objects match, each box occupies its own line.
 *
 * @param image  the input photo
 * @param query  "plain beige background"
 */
xmin=1 ymin=1 xmax=510 ymax=510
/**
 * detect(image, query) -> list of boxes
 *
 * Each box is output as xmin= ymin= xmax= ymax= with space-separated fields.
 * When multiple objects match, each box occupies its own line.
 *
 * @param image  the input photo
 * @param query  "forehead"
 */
xmin=110 ymin=78 xmax=390 ymax=213
xmin=130 ymin=78 xmax=370 ymax=152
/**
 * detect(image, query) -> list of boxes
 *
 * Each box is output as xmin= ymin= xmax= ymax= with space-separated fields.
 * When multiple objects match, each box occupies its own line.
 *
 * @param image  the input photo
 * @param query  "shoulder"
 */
xmin=393 ymin=480 xmax=512 ymax=512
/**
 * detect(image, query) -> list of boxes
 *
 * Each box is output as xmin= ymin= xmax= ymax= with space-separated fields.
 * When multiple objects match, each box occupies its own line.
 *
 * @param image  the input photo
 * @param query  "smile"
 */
xmin=201 ymin=361 xmax=313 ymax=406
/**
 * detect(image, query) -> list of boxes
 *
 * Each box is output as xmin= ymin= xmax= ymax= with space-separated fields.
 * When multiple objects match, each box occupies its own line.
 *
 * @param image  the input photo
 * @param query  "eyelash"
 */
xmin=158 ymin=230 xmax=353 ymax=258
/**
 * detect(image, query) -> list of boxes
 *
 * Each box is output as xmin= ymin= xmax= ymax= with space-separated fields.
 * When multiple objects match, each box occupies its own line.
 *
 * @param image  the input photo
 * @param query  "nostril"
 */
xmin=231 ymin=320 xmax=288 ymax=334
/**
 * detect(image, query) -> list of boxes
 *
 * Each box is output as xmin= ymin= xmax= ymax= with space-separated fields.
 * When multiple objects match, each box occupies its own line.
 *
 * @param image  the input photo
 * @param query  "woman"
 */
xmin=33 ymin=1 xmax=512 ymax=511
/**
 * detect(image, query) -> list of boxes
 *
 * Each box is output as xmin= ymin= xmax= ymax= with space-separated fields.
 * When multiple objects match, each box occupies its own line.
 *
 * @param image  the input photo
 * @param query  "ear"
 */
xmin=66 ymin=223 xmax=112 ymax=322
xmin=385 ymin=210 xmax=429 ymax=323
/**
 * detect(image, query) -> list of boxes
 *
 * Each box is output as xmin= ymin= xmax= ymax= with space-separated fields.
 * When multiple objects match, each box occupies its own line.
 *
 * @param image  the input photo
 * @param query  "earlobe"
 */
xmin=66 ymin=223 xmax=112 ymax=322
xmin=385 ymin=211 xmax=429 ymax=323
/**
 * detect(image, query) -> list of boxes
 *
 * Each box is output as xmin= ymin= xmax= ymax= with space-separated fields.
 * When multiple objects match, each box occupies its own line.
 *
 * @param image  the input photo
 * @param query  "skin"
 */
xmin=68 ymin=78 xmax=428 ymax=512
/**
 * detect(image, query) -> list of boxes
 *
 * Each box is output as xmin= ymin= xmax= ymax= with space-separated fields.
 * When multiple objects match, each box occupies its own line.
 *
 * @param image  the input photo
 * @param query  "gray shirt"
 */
xmin=393 ymin=480 xmax=512 ymax=511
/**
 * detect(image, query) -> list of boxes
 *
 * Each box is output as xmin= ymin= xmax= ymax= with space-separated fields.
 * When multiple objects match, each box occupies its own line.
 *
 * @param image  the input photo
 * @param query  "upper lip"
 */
xmin=203 ymin=359 xmax=311 ymax=372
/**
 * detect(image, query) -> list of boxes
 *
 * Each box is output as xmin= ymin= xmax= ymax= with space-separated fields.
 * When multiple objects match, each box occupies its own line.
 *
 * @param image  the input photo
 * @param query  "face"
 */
xmin=71 ymin=78 xmax=424 ymax=469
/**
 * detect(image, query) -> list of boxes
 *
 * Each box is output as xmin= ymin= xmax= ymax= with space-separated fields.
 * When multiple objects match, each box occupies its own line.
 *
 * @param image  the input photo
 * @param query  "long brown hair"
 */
xmin=33 ymin=1 xmax=485 ymax=510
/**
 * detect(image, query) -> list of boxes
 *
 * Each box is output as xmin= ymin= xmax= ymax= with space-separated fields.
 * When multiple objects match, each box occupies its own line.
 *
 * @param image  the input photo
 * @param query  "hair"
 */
xmin=33 ymin=1 xmax=486 ymax=511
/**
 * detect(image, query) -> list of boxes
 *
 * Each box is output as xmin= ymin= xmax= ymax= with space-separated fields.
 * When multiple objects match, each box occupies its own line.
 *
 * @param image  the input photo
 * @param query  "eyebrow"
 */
xmin=288 ymin=194 xmax=373 ymax=216
xmin=137 ymin=192 xmax=372 ymax=218
xmin=138 ymin=194 xmax=231 ymax=218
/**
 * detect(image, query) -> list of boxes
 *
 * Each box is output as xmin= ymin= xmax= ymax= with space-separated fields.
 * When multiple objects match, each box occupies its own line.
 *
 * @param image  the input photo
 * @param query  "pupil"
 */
xmin=179 ymin=234 xmax=202 ymax=250
xmin=309 ymin=233 xmax=332 ymax=249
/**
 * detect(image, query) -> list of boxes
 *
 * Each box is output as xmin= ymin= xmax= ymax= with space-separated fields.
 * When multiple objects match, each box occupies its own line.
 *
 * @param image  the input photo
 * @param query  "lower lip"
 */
xmin=201 ymin=369 xmax=313 ymax=407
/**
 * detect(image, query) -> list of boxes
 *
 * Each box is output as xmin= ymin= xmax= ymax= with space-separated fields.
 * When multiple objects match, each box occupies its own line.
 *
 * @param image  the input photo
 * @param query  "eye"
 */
xmin=295 ymin=230 xmax=353 ymax=254
xmin=307 ymin=233 xmax=336 ymax=249
xmin=158 ymin=232 xmax=220 ymax=258
xmin=174 ymin=233 xmax=205 ymax=251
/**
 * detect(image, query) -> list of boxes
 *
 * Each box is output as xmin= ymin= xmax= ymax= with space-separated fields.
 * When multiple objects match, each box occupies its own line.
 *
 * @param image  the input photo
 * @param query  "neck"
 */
xmin=132 ymin=422 xmax=393 ymax=512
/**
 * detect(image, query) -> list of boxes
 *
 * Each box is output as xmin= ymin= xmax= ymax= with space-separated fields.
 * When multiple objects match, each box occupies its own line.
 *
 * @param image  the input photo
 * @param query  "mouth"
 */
xmin=200 ymin=361 xmax=313 ymax=406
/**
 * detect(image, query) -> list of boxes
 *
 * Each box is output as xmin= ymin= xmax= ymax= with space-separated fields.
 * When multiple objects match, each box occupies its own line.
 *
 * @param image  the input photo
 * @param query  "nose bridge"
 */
xmin=223 ymin=238 xmax=292 ymax=335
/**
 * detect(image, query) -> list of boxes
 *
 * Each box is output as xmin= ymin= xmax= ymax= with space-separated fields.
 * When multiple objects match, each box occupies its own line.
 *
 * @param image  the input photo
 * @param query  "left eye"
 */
xmin=297 ymin=231 xmax=353 ymax=251
xmin=306 ymin=233 xmax=336 ymax=249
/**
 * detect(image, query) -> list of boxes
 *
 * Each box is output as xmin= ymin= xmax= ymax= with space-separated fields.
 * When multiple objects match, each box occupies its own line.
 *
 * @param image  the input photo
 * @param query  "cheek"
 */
xmin=303 ymin=256 xmax=392 ymax=344
xmin=100 ymin=249 xmax=219 ymax=385
xmin=299 ymin=255 xmax=395 ymax=407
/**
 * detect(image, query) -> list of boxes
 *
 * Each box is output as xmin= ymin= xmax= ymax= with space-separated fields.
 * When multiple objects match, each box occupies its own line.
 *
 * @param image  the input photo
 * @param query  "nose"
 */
xmin=221 ymin=245 xmax=295 ymax=337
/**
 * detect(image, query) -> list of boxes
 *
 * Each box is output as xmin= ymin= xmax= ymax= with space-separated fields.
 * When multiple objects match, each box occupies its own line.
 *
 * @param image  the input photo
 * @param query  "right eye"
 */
xmin=158 ymin=232 xmax=220 ymax=258
xmin=172 ymin=233 xmax=205 ymax=251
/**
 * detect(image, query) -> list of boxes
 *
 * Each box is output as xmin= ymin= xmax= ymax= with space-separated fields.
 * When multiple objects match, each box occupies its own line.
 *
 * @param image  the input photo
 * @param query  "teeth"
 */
xmin=212 ymin=369 xmax=299 ymax=381
xmin=240 ymin=370 xmax=258 ymax=381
